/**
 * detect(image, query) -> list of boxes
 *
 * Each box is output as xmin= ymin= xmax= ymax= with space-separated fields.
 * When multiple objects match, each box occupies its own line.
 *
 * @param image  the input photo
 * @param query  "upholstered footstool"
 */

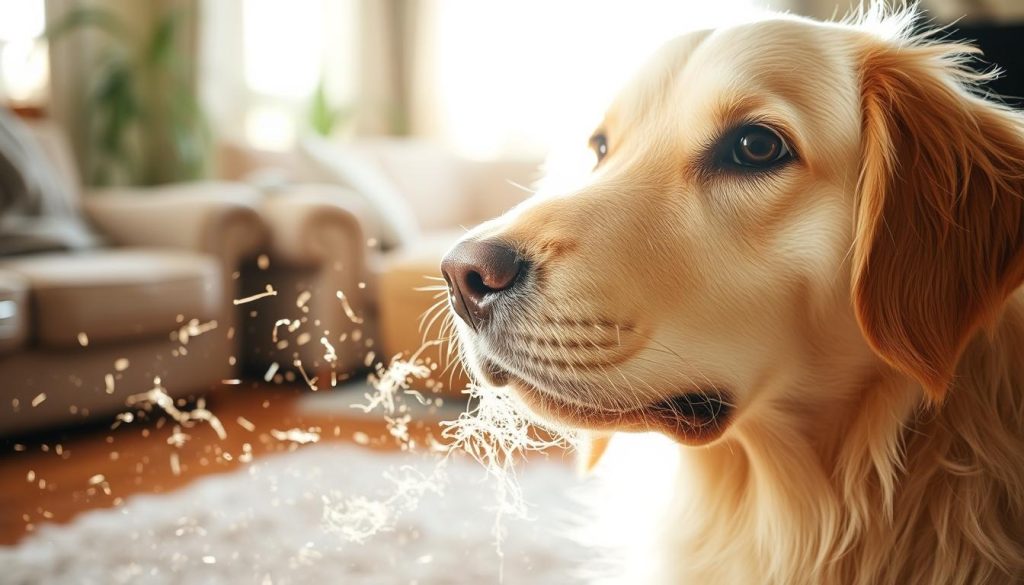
xmin=376 ymin=231 xmax=471 ymax=395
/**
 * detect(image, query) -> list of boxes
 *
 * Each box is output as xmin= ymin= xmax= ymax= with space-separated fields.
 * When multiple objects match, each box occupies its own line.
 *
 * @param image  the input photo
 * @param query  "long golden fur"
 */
xmin=445 ymin=8 xmax=1024 ymax=584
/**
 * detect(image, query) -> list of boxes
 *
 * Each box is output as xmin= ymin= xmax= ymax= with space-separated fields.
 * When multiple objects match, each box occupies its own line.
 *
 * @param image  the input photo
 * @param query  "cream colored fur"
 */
xmin=448 ymin=9 xmax=1024 ymax=584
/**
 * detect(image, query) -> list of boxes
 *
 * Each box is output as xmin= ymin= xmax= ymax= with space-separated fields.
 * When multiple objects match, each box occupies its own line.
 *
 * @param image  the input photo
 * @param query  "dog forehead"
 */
xmin=604 ymin=30 xmax=712 ymax=126
xmin=605 ymin=17 xmax=862 ymax=175
xmin=679 ymin=19 xmax=861 ymax=131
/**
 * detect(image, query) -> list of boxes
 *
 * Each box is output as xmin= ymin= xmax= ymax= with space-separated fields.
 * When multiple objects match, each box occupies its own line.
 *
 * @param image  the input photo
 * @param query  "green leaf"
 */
xmin=309 ymin=80 xmax=347 ymax=136
xmin=145 ymin=11 xmax=181 ymax=67
xmin=51 ymin=6 xmax=208 ymax=186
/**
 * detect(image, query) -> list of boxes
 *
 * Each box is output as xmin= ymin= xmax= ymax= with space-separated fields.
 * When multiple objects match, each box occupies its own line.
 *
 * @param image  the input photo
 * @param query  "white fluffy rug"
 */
xmin=0 ymin=445 xmax=599 ymax=585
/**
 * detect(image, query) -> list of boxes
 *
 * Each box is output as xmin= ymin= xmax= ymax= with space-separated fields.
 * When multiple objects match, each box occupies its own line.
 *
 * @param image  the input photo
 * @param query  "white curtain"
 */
xmin=355 ymin=0 xmax=414 ymax=136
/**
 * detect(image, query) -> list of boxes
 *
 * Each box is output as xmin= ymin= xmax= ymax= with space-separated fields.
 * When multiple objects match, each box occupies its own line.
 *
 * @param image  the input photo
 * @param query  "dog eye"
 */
xmin=727 ymin=125 xmax=792 ymax=169
xmin=589 ymin=133 xmax=609 ymax=165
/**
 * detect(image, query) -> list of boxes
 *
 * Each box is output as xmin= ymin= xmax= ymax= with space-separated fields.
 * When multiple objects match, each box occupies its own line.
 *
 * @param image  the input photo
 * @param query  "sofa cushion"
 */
xmin=0 ymin=269 xmax=29 ymax=354
xmin=348 ymin=139 xmax=470 ymax=232
xmin=0 ymin=249 xmax=222 ymax=348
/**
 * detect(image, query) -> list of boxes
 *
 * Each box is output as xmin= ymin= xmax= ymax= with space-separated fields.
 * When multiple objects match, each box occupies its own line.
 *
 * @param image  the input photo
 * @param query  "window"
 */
xmin=202 ymin=1 xmax=769 ymax=156
xmin=200 ymin=0 xmax=358 ymax=151
xmin=0 ymin=0 xmax=49 ymax=107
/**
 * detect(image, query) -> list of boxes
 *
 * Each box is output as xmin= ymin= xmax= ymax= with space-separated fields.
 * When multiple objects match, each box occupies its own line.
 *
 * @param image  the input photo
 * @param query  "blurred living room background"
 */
xmin=0 ymin=0 xmax=1022 ymax=583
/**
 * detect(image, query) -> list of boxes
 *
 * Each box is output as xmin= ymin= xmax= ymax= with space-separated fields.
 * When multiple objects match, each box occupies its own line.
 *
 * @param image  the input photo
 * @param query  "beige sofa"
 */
xmin=221 ymin=139 xmax=539 ymax=391
xmin=0 ymin=128 xmax=266 ymax=436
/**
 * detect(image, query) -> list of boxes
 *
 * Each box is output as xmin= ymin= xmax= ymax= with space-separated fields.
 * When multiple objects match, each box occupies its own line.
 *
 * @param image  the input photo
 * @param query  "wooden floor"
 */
xmin=0 ymin=383 xmax=449 ymax=546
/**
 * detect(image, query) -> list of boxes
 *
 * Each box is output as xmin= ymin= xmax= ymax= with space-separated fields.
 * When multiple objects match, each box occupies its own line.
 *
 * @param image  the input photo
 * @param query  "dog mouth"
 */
xmin=480 ymin=358 xmax=734 ymax=445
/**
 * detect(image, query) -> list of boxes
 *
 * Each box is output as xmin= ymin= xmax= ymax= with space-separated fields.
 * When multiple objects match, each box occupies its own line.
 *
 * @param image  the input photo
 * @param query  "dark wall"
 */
xmin=937 ymin=22 xmax=1024 ymax=107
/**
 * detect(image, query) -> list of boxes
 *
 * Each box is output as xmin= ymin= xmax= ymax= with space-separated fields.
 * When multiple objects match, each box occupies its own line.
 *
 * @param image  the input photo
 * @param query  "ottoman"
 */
xmin=376 ymin=231 xmax=471 ymax=395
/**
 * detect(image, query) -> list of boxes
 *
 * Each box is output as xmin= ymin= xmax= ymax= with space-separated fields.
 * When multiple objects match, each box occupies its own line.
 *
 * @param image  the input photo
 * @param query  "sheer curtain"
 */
xmin=0 ymin=0 xmax=49 ymax=107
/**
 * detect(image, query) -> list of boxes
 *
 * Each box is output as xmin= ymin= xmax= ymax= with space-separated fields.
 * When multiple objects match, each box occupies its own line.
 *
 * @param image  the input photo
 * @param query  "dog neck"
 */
xmin=660 ymin=297 xmax=1024 ymax=585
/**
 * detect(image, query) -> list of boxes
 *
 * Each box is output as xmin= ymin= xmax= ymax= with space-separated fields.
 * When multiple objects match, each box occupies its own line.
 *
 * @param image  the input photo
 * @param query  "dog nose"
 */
xmin=440 ymin=239 xmax=524 ymax=328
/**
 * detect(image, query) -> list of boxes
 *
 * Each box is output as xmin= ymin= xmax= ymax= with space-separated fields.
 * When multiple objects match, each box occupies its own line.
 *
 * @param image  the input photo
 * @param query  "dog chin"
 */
xmin=476 ymin=357 xmax=735 ymax=446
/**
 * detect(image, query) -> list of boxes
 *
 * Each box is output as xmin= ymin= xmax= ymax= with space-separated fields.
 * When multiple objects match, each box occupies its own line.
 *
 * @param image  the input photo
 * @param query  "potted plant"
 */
xmin=47 ymin=6 xmax=208 ymax=186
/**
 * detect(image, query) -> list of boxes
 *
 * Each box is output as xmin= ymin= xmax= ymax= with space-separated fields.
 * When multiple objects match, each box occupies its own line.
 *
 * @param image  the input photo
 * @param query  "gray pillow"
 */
xmin=0 ymin=107 xmax=101 ymax=256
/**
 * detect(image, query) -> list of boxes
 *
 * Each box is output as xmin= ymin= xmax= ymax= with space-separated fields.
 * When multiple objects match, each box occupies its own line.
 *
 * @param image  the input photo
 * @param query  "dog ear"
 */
xmin=577 ymin=431 xmax=613 ymax=475
xmin=853 ymin=39 xmax=1024 ymax=403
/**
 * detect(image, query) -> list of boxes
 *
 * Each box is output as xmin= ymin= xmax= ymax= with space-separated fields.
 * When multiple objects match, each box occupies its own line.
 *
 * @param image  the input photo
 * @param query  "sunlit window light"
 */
xmin=0 ymin=0 xmax=45 ymax=42
xmin=0 ymin=0 xmax=49 ymax=105
xmin=243 ymin=0 xmax=325 ymax=100
xmin=245 ymin=105 xmax=298 ymax=151
xmin=428 ymin=0 xmax=769 ymax=159
xmin=233 ymin=0 xmax=356 ymax=150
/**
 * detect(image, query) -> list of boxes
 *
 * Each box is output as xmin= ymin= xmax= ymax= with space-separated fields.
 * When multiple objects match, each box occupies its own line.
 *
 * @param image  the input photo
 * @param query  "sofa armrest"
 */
xmin=260 ymin=184 xmax=375 ymax=269
xmin=252 ymin=184 xmax=377 ymax=375
xmin=85 ymin=181 xmax=269 ymax=363
xmin=84 ymin=181 xmax=267 ymax=263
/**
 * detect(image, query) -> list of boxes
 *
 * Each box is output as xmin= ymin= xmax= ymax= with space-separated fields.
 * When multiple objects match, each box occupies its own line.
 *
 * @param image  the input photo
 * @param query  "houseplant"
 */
xmin=47 ymin=6 xmax=208 ymax=186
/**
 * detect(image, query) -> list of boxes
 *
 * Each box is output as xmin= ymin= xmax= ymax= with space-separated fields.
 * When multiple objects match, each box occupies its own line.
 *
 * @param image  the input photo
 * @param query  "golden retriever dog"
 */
xmin=440 ymin=9 xmax=1024 ymax=585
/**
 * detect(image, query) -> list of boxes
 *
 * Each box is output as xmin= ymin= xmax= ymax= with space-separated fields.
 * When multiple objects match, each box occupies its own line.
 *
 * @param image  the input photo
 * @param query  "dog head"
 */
xmin=441 ymin=13 xmax=1024 ymax=449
